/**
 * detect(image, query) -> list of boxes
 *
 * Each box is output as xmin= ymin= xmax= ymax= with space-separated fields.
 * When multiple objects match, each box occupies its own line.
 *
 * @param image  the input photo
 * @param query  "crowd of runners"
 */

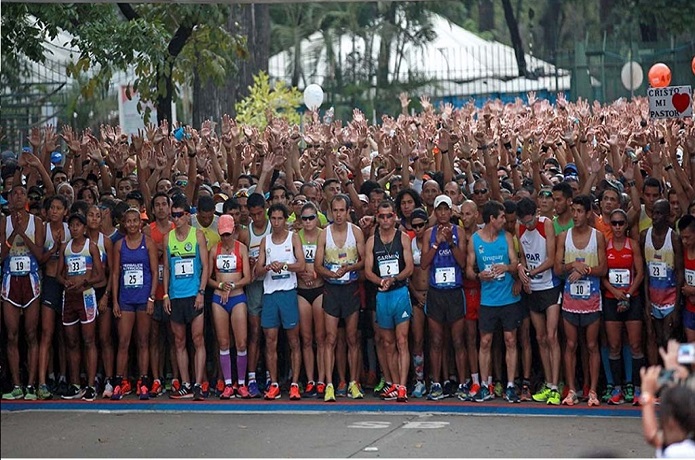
xmin=0 ymin=93 xmax=693 ymax=408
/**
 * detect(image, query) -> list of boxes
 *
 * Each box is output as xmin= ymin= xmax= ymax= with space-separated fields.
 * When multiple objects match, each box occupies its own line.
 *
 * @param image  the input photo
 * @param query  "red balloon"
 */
xmin=648 ymin=63 xmax=671 ymax=88
xmin=692 ymin=56 xmax=695 ymax=76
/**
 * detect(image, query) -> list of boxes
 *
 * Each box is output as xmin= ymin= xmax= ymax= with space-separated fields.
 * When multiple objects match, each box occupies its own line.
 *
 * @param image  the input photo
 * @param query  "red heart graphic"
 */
xmin=672 ymin=92 xmax=691 ymax=113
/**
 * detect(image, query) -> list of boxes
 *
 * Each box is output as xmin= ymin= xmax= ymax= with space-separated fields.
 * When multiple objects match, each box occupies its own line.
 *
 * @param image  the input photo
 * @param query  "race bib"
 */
xmin=124 ymin=269 xmax=144 ymax=288
xmin=67 ymin=256 xmax=87 ymax=276
xmin=271 ymin=270 xmax=291 ymax=281
xmin=9 ymin=256 xmax=30 ymax=276
xmin=527 ymin=261 xmax=542 ymax=279
xmin=249 ymin=247 xmax=260 ymax=260
xmin=378 ymin=259 xmax=399 ymax=278
xmin=434 ymin=267 xmax=456 ymax=287
xmin=484 ymin=264 xmax=505 ymax=281
xmin=649 ymin=262 xmax=668 ymax=279
xmin=608 ymin=268 xmax=631 ymax=287
xmin=303 ymin=244 xmax=316 ymax=263
xmin=217 ymin=254 xmax=237 ymax=272
xmin=328 ymin=264 xmax=350 ymax=282
xmin=569 ymin=280 xmax=591 ymax=299
xmin=686 ymin=269 xmax=695 ymax=287
xmin=174 ymin=259 xmax=194 ymax=278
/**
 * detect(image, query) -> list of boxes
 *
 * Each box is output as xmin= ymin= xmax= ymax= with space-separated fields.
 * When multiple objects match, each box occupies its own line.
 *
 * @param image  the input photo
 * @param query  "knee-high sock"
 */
xmin=622 ymin=345 xmax=633 ymax=383
xmin=219 ymin=349 xmax=232 ymax=385
xmin=601 ymin=346 xmax=614 ymax=385
xmin=237 ymin=350 xmax=248 ymax=386
xmin=609 ymin=357 xmax=623 ymax=388
xmin=412 ymin=353 xmax=425 ymax=382
xmin=632 ymin=356 xmax=646 ymax=387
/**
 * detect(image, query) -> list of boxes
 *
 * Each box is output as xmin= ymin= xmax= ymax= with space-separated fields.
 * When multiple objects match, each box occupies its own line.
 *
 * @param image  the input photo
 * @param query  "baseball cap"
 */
xmin=411 ymin=208 xmax=428 ymax=222
xmin=563 ymin=163 xmax=578 ymax=177
xmin=68 ymin=212 xmax=86 ymax=225
xmin=358 ymin=194 xmax=369 ymax=204
xmin=434 ymin=195 xmax=453 ymax=209
xmin=50 ymin=151 xmax=63 ymax=164
xmin=218 ymin=214 xmax=235 ymax=234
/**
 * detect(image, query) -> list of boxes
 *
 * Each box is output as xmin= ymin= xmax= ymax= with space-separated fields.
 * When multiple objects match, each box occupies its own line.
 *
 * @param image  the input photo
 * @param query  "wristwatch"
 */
xmin=282 ymin=263 xmax=288 ymax=272
xmin=198 ymin=289 xmax=205 ymax=296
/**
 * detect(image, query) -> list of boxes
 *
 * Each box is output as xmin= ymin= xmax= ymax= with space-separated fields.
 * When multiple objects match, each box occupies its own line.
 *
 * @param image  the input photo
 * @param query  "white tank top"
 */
xmin=249 ymin=219 xmax=271 ymax=260
xmin=519 ymin=216 xmax=557 ymax=291
xmin=5 ymin=214 xmax=38 ymax=275
xmin=411 ymin=237 xmax=422 ymax=266
xmin=263 ymin=231 xmax=297 ymax=294
xmin=44 ymin=222 xmax=70 ymax=260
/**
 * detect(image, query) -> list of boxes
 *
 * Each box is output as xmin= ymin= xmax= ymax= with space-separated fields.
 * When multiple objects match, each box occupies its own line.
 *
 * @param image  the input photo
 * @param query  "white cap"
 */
xmin=433 ymin=194 xmax=453 ymax=209
xmin=358 ymin=194 xmax=369 ymax=203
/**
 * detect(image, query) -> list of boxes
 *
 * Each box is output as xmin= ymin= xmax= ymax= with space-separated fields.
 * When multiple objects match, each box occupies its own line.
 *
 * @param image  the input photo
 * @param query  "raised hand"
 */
xmin=27 ymin=127 xmax=41 ymax=149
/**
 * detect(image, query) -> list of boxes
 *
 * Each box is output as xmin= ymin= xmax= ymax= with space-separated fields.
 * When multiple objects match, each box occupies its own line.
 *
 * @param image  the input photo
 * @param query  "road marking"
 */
xmin=348 ymin=421 xmax=391 ymax=429
xmin=402 ymin=421 xmax=450 ymax=429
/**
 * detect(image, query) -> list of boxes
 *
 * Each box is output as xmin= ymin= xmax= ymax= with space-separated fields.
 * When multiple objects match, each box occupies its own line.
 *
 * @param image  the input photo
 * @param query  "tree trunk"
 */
xmin=478 ymin=0 xmax=494 ymax=32
xmin=501 ymin=0 xmax=527 ymax=77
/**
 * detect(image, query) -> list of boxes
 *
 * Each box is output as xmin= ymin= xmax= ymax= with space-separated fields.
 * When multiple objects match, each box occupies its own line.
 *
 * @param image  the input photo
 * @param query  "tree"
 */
xmin=500 ymin=0 xmax=528 ymax=77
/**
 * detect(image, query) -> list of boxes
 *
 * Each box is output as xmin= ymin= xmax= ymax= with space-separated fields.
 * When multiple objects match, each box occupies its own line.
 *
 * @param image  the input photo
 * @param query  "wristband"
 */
xmin=99 ymin=160 xmax=107 ymax=167
xmin=188 ymin=153 xmax=196 ymax=158
xmin=343 ymin=180 xmax=354 ymax=187
xmin=116 ymin=171 xmax=123 ymax=179
xmin=627 ymin=180 xmax=636 ymax=187
xmin=568 ymin=143 xmax=576 ymax=149
xmin=148 ymin=296 xmax=155 ymax=303
xmin=219 ymin=282 xmax=224 ymax=290
xmin=504 ymin=141 xmax=512 ymax=150
xmin=639 ymin=392 xmax=655 ymax=406
xmin=282 ymin=263 xmax=288 ymax=272
xmin=431 ymin=243 xmax=439 ymax=250
xmin=5 ymin=240 xmax=11 ymax=248
xmin=198 ymin=289 xmax=205 ymax=296
xmin=665 ymin=164 xmax=674 ymax=171
xmin=163 ymin=294 xmax=169 ymax=299
xmin=440 ymin=149 xmax=448 ymax=154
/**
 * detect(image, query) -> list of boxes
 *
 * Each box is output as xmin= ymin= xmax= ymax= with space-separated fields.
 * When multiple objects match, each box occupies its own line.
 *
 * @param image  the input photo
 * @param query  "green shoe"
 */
xmin=493 ymin=381 xmax=503 ymax=398
xmin=601 ymin=384 xmax=614 ymax=403
xmin=624 ymin=383 xmax=635 ymax=403
xmin=38 ymin=384 xmax=53 ymax=400
xmin=532 ymin=385 xmax=552 ymax=403
xmin=547 ymin=389 xmax=561 ymax=405
xmin=23 ymin=385 xmax=37 ymax=401
xmin=2 ymin=385 xmax=24 ymax=400
xmin=373 ymin=377 xmax=386 ymax=394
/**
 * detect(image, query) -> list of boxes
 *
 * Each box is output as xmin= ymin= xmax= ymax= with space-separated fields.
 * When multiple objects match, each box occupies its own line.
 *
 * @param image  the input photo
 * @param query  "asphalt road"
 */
xmin=1 ymin=410 xmax=651 ymax=458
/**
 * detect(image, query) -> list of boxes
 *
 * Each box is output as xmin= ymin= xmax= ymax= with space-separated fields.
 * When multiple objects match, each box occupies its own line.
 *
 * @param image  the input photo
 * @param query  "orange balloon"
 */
xmin=648 ymin=63 xmax=671 ymax=88
xmin=692 ymin=56 xmax=695 ymax=76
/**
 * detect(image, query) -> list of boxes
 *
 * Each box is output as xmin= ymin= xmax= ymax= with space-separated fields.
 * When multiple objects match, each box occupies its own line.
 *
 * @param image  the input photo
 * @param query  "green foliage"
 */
xmin=235 ymin=71 xmax=302 ymax=129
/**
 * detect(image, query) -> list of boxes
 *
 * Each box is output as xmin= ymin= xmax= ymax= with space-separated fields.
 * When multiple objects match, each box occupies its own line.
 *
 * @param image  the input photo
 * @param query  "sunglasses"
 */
xmin=28 ymin=195 xmax=42 ymax=201
xmin=538 ymin=190 xmax=552 ymax=198
xmin=234 ymin=190 xmax=249 ymax=198
xmin=171 ymin=211 xmax=186 ymax=219
xmin=377 ymin=213 xmax=394 ymax=220
xmin=292 ymin=200 xmax=306 ymax=206
xmin=175 ymin=180 xmax=188 ymax=187
xmin=610 ymin=220 xmax=626 ymax=227
xmin=473 ymin=189 xmax=488 ymax=195
xmin=412 ymin=222 xmax=426 ymax=229
xmin=301 ymin=214 xmax=317 ymax=221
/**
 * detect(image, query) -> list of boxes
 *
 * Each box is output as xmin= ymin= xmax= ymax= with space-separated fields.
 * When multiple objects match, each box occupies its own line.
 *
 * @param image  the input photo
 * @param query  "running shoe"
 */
xmin=121 ymin=379 xmax=133 ymax=396
xmin=455 ymin=383 xmax=468 ymax=399
xmin=427 ymin=383 xmax=445 ymax=401
xmin=493 ymin=381 xmax=503 ymax=398
xmin=520 ymin=384 xmax=532 ymax=402
xmin=38 ymin=384 xmax=53 ymax=400
xmin=62 ymin=384 xmax=85 ymax=400
xmin=624 ymin=383 xmax=635 ymax=403
xmin=547 ymin=389 xmax=561 ymax=406
xmin=304 ymin=381 xmax=317 ymax=398
xmin=264 ymin=383 xmax=281 ymax=400
xmin=289 ymin=383 xmax=301 ymax=400
xmin=373 ymin=377 xmax=386 ymax=396
xmin=562 ymin=389 xmax=579 ymax=406
xmin=324 ymin=383 xmax=336 ymax=402
xmin=380 ymin=384 xmax=398 ymax=401
xmin=170 ymin=382 xmax=193 ymax=399
xmin=171 ymin=378 xmax=181 ymax=393
xmin=216 ymin=379 xmax=225 ymax=396
xmin=608 ymin=387 xmax=624 ymax=405
xmin=193 ymin=383 xmax=205 ymax=401
xmin=581 ymin=384 xmax=590 ymax=401
xmin=505 ymin=386 xmax=521 ymax=403
xmin=82 ymin=386 xmax=96 ymax=401
xmin=397 ymin=385 xmax=408 ymax=403
xmin=532 ymin=385 xmax=552 ymax=403
xmin=587 ymin=390 xmax=600 ymax=407
xmin=601 ymin=384 xmax=614 ymax=403
xmin=111 ymin=384 xmax=123 ymax=400
xmin=348 ymin=381 xmax=364 ymax=399
xmin=317 ymin=382 xmax=326 ymax=398
xmin=474 ymin=385 xmax=493 ymax=402
xmin=55 ymin=380 xmax=69 ymax=397
xmin=462 ymin=382 xmax=481 ymax=402
xmin=559 ymin=382 xmax=568 ymax=400
xmin=336 ymin=381 xmax=348 ymax=397
xmin=412 ymin=380 xmax=427 ymax=398
xmin=149 ymin=379 xmax=163 ymax=398
xmin=488 ymin=384 xmax=496 ymax=399
xmin=102 ymin=379 xmax=114 ymax=399
xmin=135 ymin=378 xmax=142 ymax=397
xmin=442 ymin=380 xmax=453 ymax=398
xmin=237 ymin=385 xmax=250 ymax=399
xmin=248 ymin=380 xmax=261 ymax=399
xmin=139 ymin=383 xmax=150 ymax=401
xmin=23 ymin=385 xmax=37 ymax=401
xmin=220 ymin=384 xmax=234 ymax=400
xmin=2 ymin=385 xmax=23 ymax=400
xmin=633 ymin=387 xmax=642 ymax=406
xmin=365 ymin=370 xmax=378 ymax=389
xmin=201 ymin=381 xmax=210 ymax=399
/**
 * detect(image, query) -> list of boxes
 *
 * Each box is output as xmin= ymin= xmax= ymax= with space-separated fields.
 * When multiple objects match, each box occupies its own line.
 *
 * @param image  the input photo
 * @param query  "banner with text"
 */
xmin=648 ymin=85 xmax=692 ymax=119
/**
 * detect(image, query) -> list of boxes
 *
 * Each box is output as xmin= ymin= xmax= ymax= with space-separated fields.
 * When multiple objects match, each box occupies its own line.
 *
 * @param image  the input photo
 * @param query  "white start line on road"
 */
xmin=348 ymin=421 xmax=450 ymax=429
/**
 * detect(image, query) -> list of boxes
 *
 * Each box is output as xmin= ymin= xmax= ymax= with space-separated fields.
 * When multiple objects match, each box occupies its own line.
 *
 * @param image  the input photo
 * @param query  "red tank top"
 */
xmin=150 ymin=221 xmax=175 ymax=299
xmin=684 ymin=250 xmax=695 ymax=313
xmin=215 ymin=240 xmax=243 ymax=274
xmin=604 ymin=238 xmax=634 ymax=299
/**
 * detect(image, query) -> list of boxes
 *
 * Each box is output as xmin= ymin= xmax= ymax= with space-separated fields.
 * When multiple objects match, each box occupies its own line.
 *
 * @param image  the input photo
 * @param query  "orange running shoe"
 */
xmin=264 ymin=383 xmax=281 ymax=400
xmin=121 ymin=379 xmax=133 ymax=396
xmin=289 ymin=383 xmax=301 ymax=400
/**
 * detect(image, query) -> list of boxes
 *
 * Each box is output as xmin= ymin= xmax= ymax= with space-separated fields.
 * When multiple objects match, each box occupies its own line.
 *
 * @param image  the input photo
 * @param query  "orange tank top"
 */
xmin=150 ymin=221 xmax=175 ymax=299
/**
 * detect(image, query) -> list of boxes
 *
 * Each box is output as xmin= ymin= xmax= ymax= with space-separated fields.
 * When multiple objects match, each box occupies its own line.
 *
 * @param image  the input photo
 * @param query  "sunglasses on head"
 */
xmin=292 ymin=199 xmax=306 ymax=206
xmin=377 ymin=213 xmax=394 ymax=220
xmin=473 ymin=188 xmax=488 ymax=195
xmin=301 ymin=214 xmax=317 ymax=221
xmin=175 ymin=180 xmax=188 ymax=187
xmin=538 ymin=190 xmax=552 ymax=198
xmin=234 ymin=190 xmax=249 ymax=198
xmin=171 ymin=211 xmax=186 ymax=219
xmin=610 ymin=220 xmax=626 ymax=226
xmin=411 ymin=222 xmax=426 ymax=229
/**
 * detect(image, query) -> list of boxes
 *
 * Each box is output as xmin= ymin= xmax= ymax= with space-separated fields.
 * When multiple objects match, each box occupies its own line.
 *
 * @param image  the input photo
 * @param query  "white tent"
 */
xmin=268 ymin=12 xmax=571 ymax=97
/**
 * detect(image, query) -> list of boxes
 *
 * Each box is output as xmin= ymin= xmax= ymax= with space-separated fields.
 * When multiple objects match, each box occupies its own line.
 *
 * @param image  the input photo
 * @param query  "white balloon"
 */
xmin=303 ymin=84 xmax=324 ymax=110
xmin=620 ymin=61 xmax=643 ymax=91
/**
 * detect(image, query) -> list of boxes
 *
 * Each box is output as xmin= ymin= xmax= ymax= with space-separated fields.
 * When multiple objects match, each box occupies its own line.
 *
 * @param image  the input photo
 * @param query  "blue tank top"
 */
xmin=119 ymin=235 xmax=152 ymax=305
xmin=472 ymin=230 xmax=520 ymax=307
xmin=428 ymin=225 xmax=462 ymax=289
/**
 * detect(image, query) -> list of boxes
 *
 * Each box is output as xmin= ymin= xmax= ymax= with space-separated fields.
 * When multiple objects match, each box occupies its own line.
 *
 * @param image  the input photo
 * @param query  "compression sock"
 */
xmin=219 ymin=349 xmax=232 ymax=385
xmin=413 ymin=353 xmax=424 ymax=382
xmin=623 ymin=345 xmax=633 ymax=383
xmin=237 ymin=350 xmax=248 ymax=386
xmin=609 ymin=356 xmax=623 ymax=388
xmin=601 ymin=346 xmax=614 ymax=386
